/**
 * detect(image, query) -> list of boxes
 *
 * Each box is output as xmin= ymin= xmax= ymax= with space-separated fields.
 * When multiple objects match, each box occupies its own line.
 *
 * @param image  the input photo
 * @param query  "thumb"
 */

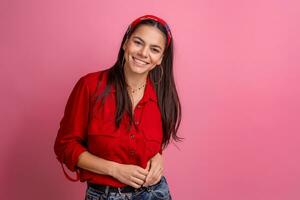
xmin=145 ymin=160 xmax=151 ymax=171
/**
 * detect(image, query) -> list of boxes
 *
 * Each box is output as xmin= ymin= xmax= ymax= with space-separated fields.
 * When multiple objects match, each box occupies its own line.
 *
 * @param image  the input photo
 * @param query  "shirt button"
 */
xmin=134 ymin=121 xmax=139 ymax=125
xmin=130 ymin=134 xmax=135 ymax=139
xmin=137 ymin=105 xmax=142 ymax=109
xmin=130 ymin=150 xmax=135 ymax=155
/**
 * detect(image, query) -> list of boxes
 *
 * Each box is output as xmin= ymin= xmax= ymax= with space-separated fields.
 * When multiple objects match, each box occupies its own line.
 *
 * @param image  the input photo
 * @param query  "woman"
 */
xmin=54 ymin=14 xmax=182 ymax=200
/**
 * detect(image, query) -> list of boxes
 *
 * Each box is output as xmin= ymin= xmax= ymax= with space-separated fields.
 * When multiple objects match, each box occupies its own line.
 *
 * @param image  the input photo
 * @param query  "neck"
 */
xmin=123 ymin=67 xmax=148 ymax=88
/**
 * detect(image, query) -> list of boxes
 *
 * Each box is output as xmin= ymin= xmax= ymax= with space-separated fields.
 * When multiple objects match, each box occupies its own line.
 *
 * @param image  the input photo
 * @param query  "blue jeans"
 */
xmin=85 ymin=176 xmax=172 ymax=200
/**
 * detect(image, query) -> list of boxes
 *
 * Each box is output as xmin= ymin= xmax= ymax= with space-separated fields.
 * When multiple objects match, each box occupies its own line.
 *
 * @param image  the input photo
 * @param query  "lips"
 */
xmin=132 ymin=57 xmax=149 ymax=65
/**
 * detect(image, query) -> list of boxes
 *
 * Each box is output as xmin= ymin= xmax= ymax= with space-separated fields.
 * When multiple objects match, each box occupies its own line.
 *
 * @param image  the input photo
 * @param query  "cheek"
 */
xmin=124 ymin=47 xmax=134 ymax=59
xmin=128 ymin=43 xmax=140 ymax=51
xmin=152 ymin=55 xmax=163 ymax=64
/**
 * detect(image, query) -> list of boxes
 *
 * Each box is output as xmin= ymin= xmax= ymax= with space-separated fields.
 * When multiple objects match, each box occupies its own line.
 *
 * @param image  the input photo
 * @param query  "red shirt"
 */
xmin=54 ymin=69 xmax=163 ymax=187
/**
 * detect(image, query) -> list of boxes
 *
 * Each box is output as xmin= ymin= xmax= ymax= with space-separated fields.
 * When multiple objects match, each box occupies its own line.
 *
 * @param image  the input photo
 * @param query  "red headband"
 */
xmin=126 ymin=15 xmax=172 ymax=47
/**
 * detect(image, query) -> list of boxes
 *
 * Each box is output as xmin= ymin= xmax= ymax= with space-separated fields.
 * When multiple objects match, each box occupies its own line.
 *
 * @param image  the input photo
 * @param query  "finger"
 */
xmin=153 ymin=166 xmax=163 ymax=177
xmin=151 ymin=175 xmax=162 ymax=186
xmin=147 ymin=170 xmax=163 ymax=186
xmin=129 ymin=181 xmax=142 ymax=189
xmin=144 ymin=169 xmax=155 ymax=187
xmin=145 ymin=167 xmax=163 ymax=186
xmin=146 ymin=161 xmax=160 ymax=180
xmin=137 ymin=167 xmax=149 ymax=176
xmin=130 ymin=176 xmax=145 ymax=186
xmin=145 ymin=160 xmax=151 ymax=171
xmin=133 ymin=171 xmax=147 ymax=181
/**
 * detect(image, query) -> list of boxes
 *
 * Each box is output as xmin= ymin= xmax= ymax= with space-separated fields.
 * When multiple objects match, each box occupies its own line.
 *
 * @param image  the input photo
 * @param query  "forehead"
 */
xmin=130 ymin=25 xmax=166 ymax=48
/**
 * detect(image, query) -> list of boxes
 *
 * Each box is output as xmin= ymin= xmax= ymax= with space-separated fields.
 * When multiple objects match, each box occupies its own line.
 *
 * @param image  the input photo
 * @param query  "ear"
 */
xmin=122 ymin=39 xmax=128 ymax=51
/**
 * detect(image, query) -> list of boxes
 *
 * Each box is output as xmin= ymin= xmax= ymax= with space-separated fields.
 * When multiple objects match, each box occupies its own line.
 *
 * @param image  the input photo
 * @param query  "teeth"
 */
xmin=133 ymin=57 xmax=148 ymax=65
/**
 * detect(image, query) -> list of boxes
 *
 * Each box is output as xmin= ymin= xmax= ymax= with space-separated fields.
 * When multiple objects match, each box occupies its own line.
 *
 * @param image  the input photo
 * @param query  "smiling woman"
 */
xmin=123 ymin=26 xmax=166 ymax=76
xmin=54 ymin=14 xmax=182 ymax=200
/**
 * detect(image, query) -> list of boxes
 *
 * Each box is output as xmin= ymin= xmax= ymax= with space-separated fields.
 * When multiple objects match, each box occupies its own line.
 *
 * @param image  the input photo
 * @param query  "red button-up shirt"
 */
xmin=54 ymin=69 xmax=163 ymax=187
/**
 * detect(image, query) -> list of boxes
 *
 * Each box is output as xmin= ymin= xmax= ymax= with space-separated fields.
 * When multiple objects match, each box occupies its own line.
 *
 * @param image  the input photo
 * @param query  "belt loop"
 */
xmin=105 ymin=186 xmax=110 ymax=195
xmin=118 ymin=187 xmax=122 ymax=195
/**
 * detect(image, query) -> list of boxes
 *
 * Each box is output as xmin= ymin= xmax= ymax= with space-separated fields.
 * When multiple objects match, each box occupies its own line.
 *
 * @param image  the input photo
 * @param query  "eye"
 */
xmin=151 ymin=48 xmax=160 ymax=53
xmin=134 ymin=40 xmax=142 ymax=45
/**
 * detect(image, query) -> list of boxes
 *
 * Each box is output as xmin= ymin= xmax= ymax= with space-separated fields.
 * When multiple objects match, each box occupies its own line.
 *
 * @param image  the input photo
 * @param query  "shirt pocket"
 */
xmin=142 ymin=129 xmax=163 ymax=156
xmin=87 ymin=116 xmax=121 ymax=159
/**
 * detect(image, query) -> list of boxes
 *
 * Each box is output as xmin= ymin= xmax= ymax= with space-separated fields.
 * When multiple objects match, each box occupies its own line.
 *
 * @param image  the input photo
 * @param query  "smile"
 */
xmin=133 ymin=57 xmax=149 ymax=65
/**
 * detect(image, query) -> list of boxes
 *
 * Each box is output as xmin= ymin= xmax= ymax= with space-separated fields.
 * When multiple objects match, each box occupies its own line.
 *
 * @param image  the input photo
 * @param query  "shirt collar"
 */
xmin=109 ymin=75 xmax=158 ymax=103
xmin=142 ymin=76 xmax=158 ymax=103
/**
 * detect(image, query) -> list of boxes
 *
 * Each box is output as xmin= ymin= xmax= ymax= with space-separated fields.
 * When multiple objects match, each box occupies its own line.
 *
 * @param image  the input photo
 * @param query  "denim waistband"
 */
xmin=85 ymin=177 xmax=171 ymax=200
xmin=87 ymin=182 xmax=144 ymax=194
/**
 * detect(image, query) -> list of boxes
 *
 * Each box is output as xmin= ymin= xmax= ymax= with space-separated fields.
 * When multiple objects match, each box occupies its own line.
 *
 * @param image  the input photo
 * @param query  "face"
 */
xmin=122 ymin=25 xmax=166 ymax=76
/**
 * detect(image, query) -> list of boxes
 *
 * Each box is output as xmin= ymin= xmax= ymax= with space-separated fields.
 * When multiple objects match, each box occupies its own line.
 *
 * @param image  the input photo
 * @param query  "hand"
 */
xmin=111 ymin=163 xmax=149 ymax=188
xmin=143 ymin=153 xmax=163 ymax=187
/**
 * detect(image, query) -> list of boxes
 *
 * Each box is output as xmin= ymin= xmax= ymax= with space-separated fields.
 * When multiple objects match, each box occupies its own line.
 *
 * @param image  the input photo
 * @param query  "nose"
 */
xmin=138 ymin=46 xmax=149 ymax=58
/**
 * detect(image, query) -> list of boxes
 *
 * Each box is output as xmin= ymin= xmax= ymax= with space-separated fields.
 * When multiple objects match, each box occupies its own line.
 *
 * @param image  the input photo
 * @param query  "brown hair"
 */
xmin=96 ymin=18 xmax=182 ymax=149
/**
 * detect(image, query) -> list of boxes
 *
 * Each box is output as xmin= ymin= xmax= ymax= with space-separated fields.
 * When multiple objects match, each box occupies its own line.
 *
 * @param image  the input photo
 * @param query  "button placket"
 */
xmin=128 ymin=132 xmax=136 ymax=158
xmin=129 ymin=103 xmax=145 ymax=159
xmin=129 ymin=149 xmax=135 ymax=156
xmin=133 ymin=103 xmax=144 ymax=129
xmin=130 ymin=133 xmax=135 ymax=139
xmin=128 ymin=129 xmax=136 ymax=157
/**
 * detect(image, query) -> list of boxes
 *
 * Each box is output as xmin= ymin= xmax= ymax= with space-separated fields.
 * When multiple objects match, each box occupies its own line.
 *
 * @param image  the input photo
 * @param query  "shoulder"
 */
xmin=77 ymin=68 xmax=110 ymax=90
xmin=80 ymin=68 xmax=109 ymax=83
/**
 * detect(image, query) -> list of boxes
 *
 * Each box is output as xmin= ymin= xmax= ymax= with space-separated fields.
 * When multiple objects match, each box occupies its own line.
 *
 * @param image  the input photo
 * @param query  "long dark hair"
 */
xmin=96 ymin=19 xmax=182 ymax=149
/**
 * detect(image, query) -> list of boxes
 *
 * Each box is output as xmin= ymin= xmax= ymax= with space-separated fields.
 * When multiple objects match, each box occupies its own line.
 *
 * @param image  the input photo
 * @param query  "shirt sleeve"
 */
xmin=54 ymin=76 xmax=90 ymax=180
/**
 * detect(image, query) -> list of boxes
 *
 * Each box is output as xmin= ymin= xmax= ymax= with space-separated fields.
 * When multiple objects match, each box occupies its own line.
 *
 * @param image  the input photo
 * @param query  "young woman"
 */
xmin=54 ymin=14 xmax=182 ymax=200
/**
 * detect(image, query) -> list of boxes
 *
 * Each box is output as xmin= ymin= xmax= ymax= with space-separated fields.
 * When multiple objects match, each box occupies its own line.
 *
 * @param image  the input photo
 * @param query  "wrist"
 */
xmin=108 ymin=161 xmax=120 ymax=177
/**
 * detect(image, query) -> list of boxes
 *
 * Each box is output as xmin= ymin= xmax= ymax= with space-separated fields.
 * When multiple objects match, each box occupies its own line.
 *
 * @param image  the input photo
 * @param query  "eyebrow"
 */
xmin=132 ymin=36 xmax=163 ymax=50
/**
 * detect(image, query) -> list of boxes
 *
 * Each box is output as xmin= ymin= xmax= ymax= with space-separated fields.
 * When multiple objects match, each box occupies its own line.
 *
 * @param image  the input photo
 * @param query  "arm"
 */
xmin=54 ymin=76 xmax=90 ymax=180
xmin=54 ymin=75 xmax=148 ymax=187
xmin=77 ymin=151 xmax=117 ymax=176
xmin=77 ymin=151 xmax=149 ymax=188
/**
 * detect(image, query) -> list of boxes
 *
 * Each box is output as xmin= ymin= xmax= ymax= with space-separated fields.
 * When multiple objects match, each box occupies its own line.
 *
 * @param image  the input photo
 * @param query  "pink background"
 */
xmin=1 ymin=0 xmax=300 ymax=199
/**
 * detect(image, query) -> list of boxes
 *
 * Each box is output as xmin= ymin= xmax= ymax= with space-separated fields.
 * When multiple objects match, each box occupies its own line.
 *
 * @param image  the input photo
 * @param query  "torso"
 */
xmin=80 ymin=70 xmax=163 ymax=187
xmin=128 ymin=87 xmax=145 ymax=112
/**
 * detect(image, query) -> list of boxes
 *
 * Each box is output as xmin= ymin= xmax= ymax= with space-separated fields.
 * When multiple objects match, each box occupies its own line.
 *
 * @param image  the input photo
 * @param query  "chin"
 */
xmin=128 ymin=63 xmax=151 ymax=75
xmin=130 ymin=67 xmax=149 ymax=75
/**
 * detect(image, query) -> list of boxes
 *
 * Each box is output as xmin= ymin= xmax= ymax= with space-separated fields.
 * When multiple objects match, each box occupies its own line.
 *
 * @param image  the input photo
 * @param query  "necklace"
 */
xmin=127 ymin=82 xmax=146 ymax=111
xmin=127 ymin=82 xmax=146 ymax=94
